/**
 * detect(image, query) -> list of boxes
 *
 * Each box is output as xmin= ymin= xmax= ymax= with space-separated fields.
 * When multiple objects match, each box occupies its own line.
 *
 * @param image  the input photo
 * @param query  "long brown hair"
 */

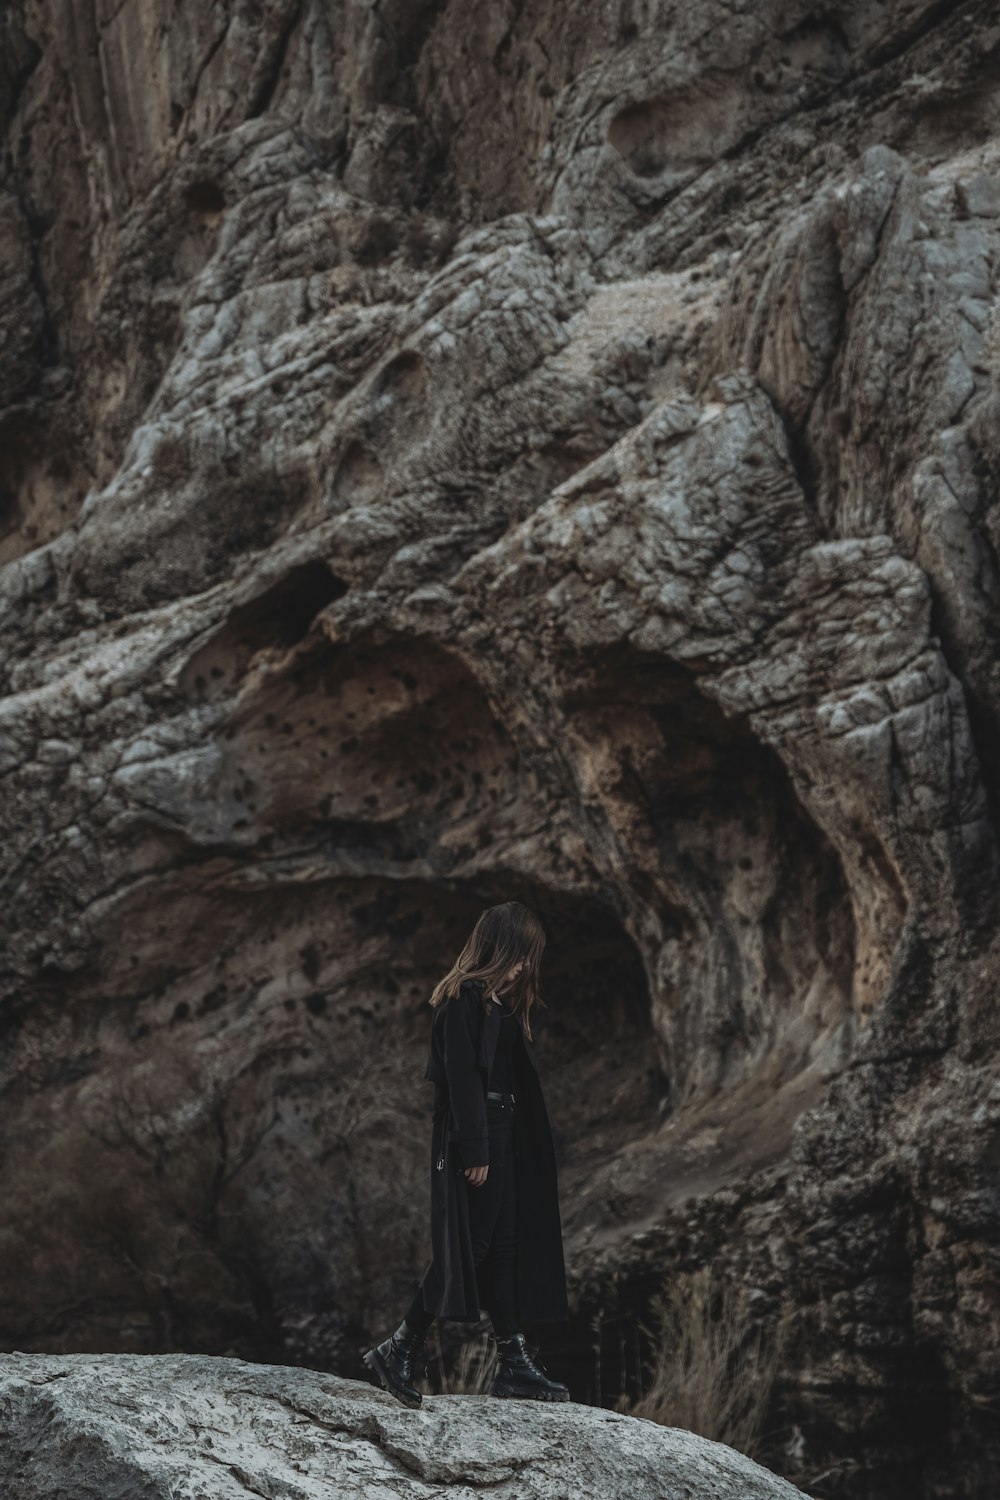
xmin=428 ymin=902 xmax=546 ymax=1040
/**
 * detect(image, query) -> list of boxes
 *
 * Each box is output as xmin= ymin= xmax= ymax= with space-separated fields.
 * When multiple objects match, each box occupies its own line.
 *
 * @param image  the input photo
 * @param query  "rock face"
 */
xmin=0 ymin=1352 xmax=810 ymax=1500
xmin=2 ymin=1 xmax=1000 ymax=1496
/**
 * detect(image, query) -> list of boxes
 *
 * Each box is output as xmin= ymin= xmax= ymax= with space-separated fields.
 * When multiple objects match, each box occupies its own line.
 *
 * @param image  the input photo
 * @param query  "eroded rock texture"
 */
xmin=2 ymin=2 xmax=1000 ymax=1496
xmin=0 ymin=1352 xmax=810 ymax=1500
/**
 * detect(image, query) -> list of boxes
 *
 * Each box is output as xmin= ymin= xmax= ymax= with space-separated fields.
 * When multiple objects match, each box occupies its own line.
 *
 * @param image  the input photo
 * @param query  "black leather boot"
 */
xmin=490 ymin=1332 xmax=570 ymax=1401
xmin=362 ymin=1318 xmax=427 ymax=1408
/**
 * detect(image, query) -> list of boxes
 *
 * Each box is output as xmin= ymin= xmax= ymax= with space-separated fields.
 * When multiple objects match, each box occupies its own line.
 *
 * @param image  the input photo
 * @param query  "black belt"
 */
xmin=487 ymin=1090 xmax=515 ymax=1103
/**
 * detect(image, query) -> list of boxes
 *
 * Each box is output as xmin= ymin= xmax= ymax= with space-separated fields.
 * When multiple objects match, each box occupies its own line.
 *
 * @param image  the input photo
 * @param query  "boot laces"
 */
xmin=389 ymin=1324 xmax=424 ymax=1372
xmin=497 ymin=1334 xmax=547 ymax=1376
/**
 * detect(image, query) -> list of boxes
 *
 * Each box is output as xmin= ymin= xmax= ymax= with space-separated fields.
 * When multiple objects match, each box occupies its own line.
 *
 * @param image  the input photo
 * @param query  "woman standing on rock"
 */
xmin=363 ymin=901 xmax=571 ymax=1405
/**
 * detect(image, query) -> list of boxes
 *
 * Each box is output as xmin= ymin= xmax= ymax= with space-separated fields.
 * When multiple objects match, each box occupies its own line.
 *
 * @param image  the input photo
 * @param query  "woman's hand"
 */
xmin=464 ymin=1164 xmax=489 ymax=1187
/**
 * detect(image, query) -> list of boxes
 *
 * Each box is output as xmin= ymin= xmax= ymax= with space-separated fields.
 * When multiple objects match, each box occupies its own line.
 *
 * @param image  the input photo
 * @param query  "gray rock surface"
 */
xmin=2 ymin=1 xmax=1000 ymax=1495
xmin=0 ymin=1352 xmax=809 ymax=1500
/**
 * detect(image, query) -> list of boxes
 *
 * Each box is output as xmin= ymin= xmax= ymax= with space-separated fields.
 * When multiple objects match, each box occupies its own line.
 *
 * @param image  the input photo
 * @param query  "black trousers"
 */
xmin=405 ymin=1096 xmax=519 ymax=1338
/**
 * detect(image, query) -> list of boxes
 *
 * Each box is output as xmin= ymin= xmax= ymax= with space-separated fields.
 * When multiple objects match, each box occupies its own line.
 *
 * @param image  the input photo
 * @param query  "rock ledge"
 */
xmin=0 ymin=1351 xmax=808 ymax=1499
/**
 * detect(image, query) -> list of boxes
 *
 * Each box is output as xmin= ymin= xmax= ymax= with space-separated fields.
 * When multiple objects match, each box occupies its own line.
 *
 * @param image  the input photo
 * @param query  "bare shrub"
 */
xmin=299 ymin=1032 xmax=419 ymax=1331
xmin=425 ymin=1326 xmax=496 ymax=1395
xmin=614 ymin=1266 xmax=793 ymax=1460
xmin=0 ymin=1047 xmax=285 ymax=1353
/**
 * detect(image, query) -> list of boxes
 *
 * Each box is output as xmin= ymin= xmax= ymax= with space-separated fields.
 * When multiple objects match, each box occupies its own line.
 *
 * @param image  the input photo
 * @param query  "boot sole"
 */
xmin=362 ymin=1348 xmax=422 ymax=1409
xmin=492 ymin=1384 xmax=570 ymax=1401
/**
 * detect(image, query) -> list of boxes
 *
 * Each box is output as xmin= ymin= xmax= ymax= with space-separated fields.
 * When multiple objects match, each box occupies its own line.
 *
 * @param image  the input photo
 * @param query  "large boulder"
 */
xmin=0 ymin=1352 xmax=809 ymax=1500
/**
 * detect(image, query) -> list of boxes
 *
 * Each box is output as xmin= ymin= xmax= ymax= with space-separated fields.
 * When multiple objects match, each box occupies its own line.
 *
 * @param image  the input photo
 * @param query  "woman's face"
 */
xmin=505 ymin=959 xmax=526 ymax=983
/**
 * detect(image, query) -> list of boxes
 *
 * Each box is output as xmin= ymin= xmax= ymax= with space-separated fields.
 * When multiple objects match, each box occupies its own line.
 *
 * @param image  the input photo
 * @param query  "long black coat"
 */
xmin=419 ymin=978 xmax=569 ymax=1324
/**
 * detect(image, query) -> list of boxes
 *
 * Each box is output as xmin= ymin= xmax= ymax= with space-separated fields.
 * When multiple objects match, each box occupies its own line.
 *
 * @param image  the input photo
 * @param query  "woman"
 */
xmin=363 ymin=901 xmax=570 ymax=1405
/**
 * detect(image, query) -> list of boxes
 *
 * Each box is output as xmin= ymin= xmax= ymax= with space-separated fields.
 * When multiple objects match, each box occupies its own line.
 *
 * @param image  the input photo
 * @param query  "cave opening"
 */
xmin=529 ymin=639 xmax=864 ymax=1408
xmin=558 ymin=642 xmax=858 ymax=1101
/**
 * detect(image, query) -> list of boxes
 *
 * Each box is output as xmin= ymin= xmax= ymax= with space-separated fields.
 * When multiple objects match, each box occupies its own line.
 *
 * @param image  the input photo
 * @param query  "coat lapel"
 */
xmin=480 ymin=993 xmax=501 ymax=1076
xmin=472 ymin=979 xmax=540 ymax=1080
xmin=518 ymin=1024 xmax=540 ymax=1074
xmin=470 ymin=978 xmax=542 ymax=1086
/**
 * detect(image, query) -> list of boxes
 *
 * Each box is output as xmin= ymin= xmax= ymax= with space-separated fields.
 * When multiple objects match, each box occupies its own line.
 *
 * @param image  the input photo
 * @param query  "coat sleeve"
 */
xmin=443 ymin=986 xmax=489 ymax=1168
